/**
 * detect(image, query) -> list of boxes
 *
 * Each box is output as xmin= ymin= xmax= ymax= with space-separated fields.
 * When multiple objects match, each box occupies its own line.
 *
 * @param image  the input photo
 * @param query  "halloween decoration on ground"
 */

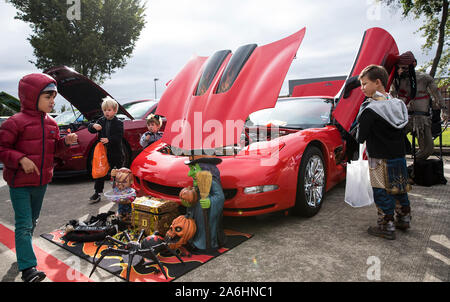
xmin=164 ymin=215 xmax=197 ymax=256
xmin=132 ymin=196 xmax=179 ymax=236
xmin=179 ymin=186 xmax=199 ymax=207
xmin=64 ymin=211 xmax=118 ymax=242
xmin=180 ymin=155 xmax=226 ymax=253
xmin=41 ymin=226 xmax=253 ymax=281
xmin=104 ymin=168 xmax=137 ymax=224
xmin=89 ymin=229 xmax=184 ymax=282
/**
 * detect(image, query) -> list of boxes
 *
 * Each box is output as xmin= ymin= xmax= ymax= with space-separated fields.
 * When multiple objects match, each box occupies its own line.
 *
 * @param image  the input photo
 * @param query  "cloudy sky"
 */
xmin=0 ymin=0 xmax=433 ymax=111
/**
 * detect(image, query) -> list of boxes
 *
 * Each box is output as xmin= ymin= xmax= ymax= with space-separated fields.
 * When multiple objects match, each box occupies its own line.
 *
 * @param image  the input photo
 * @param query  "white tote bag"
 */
xmin=344 ymin=143 xmax=374 ymax=207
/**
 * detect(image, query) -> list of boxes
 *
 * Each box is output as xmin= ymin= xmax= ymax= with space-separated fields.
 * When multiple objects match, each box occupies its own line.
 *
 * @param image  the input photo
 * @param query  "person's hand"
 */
xmin=145 ymin=134 xmax=151 ymax=141
xmin=180 ymin=199 xmax=192 ymax=207
xmin=93 ymin=124 xmax=102 ymax=131
xmin=65 ymin=133 xmax=78 ymax=145
xmin=200 ymin=198 xmax=210 ymax=209
xmin=100 ymin=137 xmax=109 ymax=144
xmin=19 ymin=157 xmax=39 ymax=175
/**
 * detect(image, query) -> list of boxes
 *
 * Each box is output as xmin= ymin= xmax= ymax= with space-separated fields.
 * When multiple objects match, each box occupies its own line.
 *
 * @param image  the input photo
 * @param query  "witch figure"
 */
xmin=179 ymin=154 xmax=226 ymax=253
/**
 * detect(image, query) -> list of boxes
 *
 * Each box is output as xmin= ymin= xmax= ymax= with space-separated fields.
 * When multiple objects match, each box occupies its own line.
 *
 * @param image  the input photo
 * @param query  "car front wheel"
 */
xmin=293 ymin=146 xmax=326 ymax=217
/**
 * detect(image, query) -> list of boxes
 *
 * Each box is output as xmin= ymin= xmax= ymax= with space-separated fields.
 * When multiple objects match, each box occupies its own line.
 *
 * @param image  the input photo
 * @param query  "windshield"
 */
xmin=247 ymin=98 xmax=333 ymax=129
xmin=54 ymin=110 xmax=86 ymax=126
xmin=122 ymin=100 xmax=157 ymax=119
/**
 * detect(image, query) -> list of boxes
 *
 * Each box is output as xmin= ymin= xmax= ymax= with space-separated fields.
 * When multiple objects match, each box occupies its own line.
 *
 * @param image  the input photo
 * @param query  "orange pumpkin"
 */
xmin=179 ymin=186 xmax=198 ymax=206
xmin=165 ymin=215 xmax=197 ymax=250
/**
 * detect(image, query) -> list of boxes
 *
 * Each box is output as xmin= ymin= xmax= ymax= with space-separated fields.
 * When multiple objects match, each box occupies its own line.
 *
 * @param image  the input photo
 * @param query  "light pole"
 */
xmin=154 ymin=78 xmax=159 ymax=99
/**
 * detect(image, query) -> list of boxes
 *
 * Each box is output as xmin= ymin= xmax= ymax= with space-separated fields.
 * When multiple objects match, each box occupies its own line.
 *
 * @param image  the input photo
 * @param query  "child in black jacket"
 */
xmin=356 ymin=65 xmax=411 ymax=240
xmin=87 ymin=96 xmax=124 ymax=203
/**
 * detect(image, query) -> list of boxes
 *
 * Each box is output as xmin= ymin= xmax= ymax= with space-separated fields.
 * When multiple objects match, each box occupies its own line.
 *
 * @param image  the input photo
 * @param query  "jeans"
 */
xmin=9 ymin=185 xmax=47 ymax=271
xmin=372 ymin=187 xmax=410 ymax=216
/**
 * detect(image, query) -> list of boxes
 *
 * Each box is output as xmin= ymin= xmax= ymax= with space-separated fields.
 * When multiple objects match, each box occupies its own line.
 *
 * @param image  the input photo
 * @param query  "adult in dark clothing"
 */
xmin=356 ymin=65 xmax=411 ymax=240
xmin=87 ymin=96 xmax=124 ymax=203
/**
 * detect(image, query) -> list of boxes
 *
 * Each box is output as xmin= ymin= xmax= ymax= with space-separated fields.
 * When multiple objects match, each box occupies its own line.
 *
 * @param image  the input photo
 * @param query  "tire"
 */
xmin=293 ymin=145 xmax=326 ymax=217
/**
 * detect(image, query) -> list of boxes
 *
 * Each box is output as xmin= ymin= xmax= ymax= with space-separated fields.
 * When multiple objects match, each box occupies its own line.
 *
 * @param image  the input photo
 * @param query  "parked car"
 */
xmin=130 ymin=27 xmax=399 ymax=217
xmin=44 ymin=66 xmax=160 ymax=177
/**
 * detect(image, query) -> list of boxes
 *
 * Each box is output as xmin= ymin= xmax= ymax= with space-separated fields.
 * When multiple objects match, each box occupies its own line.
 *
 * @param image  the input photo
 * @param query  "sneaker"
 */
xmin=89 ymin=192 xmax=101 ymax=203
xmin=368 ymin=221 xmax=396 ymax=240
xmin=21 ymin=267 xmax=46 ymax=282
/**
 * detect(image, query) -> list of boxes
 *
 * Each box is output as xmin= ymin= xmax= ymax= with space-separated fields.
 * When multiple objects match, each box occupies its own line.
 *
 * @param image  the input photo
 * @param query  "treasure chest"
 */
xmin=132 ymin=197 xmax=179 ymax=236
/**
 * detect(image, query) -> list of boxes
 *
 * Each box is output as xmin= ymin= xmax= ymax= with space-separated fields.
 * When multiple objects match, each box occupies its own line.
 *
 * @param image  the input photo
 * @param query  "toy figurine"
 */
xmin=179 ymin=154 xmax=226 ymax=253
xmin=110 ymin=167 xmax=136 ymax=223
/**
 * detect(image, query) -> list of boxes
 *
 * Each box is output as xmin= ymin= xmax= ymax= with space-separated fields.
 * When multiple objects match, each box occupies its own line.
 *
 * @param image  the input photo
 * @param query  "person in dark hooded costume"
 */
xmin=390 ymin=51 xmax=448 ymax=160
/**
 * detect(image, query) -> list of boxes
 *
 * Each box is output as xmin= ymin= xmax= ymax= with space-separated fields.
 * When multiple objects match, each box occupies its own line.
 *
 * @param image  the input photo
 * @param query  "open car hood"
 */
xmin=292 ymin=79 xmax=345 ymax=98
xmin=156 ymin=28 xmax=306 ymax=151
xmin=332 ymin=27 xmax=399 ymax=132
xmin=44 ymin=66 xmax=134 ymax=121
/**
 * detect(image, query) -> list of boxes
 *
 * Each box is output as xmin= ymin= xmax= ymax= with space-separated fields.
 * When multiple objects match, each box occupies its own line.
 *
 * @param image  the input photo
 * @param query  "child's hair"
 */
xmin=101 ymin=96 xmax=119 ymax=111
xmin=358 ymin=64 xmax=389 ymax=89
xmin=147 ymin=114 xmax=161 ymax=127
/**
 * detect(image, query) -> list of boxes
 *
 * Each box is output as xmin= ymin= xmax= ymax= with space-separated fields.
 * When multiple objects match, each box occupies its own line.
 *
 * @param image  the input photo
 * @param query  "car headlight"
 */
xmin=243 ymin=185 xmax=279 ymax=194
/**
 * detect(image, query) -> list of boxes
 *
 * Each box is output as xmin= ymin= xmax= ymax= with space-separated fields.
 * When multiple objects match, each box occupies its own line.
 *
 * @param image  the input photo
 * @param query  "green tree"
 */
xmin=7 ymin=0 xmax=147 ymax=84
xmin=382 ymin=0 xmax=449 ymax=87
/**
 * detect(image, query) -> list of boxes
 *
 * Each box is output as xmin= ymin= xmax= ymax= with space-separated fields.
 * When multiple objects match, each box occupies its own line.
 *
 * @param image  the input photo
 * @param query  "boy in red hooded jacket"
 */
xmin=0 ymin=73 xmax=78 ymax=282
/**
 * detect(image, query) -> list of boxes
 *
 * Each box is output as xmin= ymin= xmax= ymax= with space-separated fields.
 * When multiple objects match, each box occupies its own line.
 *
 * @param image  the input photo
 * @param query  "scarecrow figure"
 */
xmin=179 ymin=154 xmax=226 ymax=253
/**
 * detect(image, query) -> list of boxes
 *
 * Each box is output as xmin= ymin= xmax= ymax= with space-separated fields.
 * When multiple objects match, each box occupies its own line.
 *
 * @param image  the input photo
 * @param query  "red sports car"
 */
xmin=130 ymin=27 xmax=399 ymax=217
xmin=44 ymin=66 xmax=160 ymax=177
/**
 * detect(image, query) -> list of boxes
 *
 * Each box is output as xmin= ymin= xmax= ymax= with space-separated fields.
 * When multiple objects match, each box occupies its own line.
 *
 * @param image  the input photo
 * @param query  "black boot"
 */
xmin=368 ymin=214 xmax=396 ymax=240
xmin=395 ymin=206 xmax=411 ymax=231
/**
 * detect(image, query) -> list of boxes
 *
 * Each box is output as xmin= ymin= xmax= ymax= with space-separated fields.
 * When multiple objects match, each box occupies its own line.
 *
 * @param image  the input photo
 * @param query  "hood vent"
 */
xmin=216 ymin=43 xmax=257 ymax=94
xmin=195 ymin=49 xmax=231 ymax=96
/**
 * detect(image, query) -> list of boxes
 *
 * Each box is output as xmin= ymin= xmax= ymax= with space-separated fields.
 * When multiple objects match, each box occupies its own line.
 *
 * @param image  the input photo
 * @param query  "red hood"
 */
xmin=292 ymin=80 xmax=345 ymax=98
xmin=332 ymin=27 xmax=399 ymax=132
xmin=18 ymin=73 xmax=57 ymax=114
xmin=156 ymin=28 xmax=306 ymax=151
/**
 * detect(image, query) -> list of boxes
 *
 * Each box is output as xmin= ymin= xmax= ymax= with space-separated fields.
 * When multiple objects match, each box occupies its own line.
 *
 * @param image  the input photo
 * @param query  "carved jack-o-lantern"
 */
xmin=165 ymin=215 xmax=197 ymax=250
xmin=179 ymin=186 xmax=198 ymax=207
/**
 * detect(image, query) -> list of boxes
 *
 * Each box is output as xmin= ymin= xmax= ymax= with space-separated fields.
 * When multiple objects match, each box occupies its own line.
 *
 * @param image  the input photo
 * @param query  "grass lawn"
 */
xmin=407 ymin=128 xmax=450 ymax=147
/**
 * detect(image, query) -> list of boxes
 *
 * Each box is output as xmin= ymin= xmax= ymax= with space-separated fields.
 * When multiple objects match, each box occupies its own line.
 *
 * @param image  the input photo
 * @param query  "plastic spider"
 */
xmin=89 ymin=229 xmax=184 ymax=281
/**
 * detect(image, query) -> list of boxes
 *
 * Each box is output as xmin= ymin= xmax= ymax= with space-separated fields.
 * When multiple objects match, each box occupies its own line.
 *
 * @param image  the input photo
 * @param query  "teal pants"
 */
xmin=9 ymin=185 xmax=47 ymax=271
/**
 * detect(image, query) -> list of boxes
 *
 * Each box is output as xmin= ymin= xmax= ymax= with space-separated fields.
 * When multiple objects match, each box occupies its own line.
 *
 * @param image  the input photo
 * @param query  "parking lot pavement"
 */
xmin=0 ymin=156 xmax=449 ymax=282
